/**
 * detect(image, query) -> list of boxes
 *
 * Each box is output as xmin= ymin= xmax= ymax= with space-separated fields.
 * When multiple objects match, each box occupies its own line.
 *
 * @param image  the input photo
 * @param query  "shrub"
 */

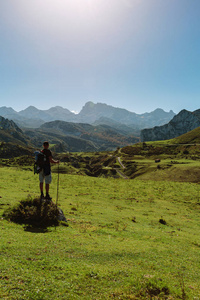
xmin=3 ymin=197 xmax=60 ymax=228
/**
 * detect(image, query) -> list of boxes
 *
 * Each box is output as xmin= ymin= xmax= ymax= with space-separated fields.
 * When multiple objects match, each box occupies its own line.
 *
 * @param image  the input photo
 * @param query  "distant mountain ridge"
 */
xmin=0 ymin=115 xmax=137 ymax=152
xmin=1 ymin=106 xmax=200 ymax=153
xmin=141 ymin=109 xmax=200 ymax=142
xmin=0 ymin=102 xmax=177 ymax=151
xmin=79 ymin=102 xmax=175 ymax=127
xmin=18 ymin=105 xmax=74 ymax=121
xmin=0 ymin=102 xmax=175 ymax=130
xmin=26 ymin=120 xmax=139 ymax=152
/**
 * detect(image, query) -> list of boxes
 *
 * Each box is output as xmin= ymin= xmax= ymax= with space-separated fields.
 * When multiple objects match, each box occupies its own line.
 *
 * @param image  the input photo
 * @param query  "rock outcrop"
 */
xmin=140 ymin=109 xmax=200 ymax=142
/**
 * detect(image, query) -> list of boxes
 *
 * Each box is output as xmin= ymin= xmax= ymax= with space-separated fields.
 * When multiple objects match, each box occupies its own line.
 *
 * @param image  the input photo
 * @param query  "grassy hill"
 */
xmin=119 ymin=130 xmax=200 ymax=183
xmin=171 ymin=126 xmax=200 ymax=144
xmin=1 ymin=129 xmax=200 ymax=298
xmin=0 ymin=168 xmax=200 ymax=299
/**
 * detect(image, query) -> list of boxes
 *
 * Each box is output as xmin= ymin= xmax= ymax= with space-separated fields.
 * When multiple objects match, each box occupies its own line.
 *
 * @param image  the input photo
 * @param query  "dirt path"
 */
xmin=112 ymin=156 xmax=129 ymax=179
xmin=117 ymin=157 xmax=125 ymax=169
xmin=115 ymin=168 xmax=129 ymax=179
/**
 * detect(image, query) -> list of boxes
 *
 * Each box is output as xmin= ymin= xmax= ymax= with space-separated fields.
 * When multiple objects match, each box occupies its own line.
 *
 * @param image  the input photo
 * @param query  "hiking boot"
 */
xmin=40 ymin=192 xmax=45 ymax=200
xmin=45 ymin=193 xmax=52 ymax=201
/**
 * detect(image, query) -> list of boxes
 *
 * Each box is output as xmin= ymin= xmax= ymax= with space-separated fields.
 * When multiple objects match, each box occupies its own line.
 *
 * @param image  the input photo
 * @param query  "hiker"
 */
xmin=39 ymin=141 xmax=59 ymax=200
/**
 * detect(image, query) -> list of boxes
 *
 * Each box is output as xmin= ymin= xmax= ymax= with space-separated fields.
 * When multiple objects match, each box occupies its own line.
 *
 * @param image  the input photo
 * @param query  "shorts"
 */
xmin=39 ymin=170 xmax=52 ymax=184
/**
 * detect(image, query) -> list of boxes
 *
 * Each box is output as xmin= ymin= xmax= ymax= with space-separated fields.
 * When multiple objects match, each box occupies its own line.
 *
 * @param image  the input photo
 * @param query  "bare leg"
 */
xmin=45 ymin=184 xmax=49 ymax=194
xmin=40 ymin=182 xmax=43 ymax=192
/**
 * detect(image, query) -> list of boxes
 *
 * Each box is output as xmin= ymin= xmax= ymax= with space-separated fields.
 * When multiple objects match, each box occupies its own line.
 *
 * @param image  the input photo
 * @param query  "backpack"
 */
xmin=34 ymin=151 xmax=46 ymax=174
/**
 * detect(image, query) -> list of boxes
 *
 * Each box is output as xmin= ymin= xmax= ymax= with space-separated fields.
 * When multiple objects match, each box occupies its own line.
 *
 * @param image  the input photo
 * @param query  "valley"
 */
xmin=1 ymin=125 xmax=200 ymax=183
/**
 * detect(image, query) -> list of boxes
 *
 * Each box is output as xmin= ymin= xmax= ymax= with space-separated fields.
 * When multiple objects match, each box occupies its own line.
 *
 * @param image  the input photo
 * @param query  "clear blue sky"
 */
xmin=0 ymin=0 xmax=199 ymax=114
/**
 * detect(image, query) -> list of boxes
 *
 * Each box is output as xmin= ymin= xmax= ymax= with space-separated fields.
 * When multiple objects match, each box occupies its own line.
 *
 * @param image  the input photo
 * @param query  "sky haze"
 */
xmin=0 ymin=0 xmax=200 ymax=114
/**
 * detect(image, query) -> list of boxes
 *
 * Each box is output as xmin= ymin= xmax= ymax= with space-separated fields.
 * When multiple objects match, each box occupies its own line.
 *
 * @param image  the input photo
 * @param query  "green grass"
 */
xmin=0 ymin=167 xmax=200 ymax=299
xmin=123 ymin=158 xmax=200 ymax=182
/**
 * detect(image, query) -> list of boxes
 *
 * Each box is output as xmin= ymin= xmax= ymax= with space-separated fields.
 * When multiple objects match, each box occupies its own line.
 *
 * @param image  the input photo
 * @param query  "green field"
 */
xmin=0 ymin=166 xmax=200 ymax=299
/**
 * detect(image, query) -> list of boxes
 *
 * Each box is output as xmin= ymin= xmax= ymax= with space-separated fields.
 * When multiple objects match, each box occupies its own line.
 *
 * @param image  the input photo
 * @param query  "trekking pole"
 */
xmin=56 ymin=163 xmax=59 ymax=206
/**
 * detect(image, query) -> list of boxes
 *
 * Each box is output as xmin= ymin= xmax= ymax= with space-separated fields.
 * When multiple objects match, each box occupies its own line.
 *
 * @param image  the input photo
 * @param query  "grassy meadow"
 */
xmin=0 ymin=165 xmax=200 ymax=299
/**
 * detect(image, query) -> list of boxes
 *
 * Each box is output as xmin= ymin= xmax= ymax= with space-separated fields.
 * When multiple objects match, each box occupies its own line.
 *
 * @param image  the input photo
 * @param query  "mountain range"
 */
xmin=0 ymin=101 xmax=175 ymax=131
xmin=0 ymin=102 xmax=176 ymax=152
xmin=1 ymin=102 xmax=200 ymax=152
xmin=0 ymin=115 xmax=139 ymax=152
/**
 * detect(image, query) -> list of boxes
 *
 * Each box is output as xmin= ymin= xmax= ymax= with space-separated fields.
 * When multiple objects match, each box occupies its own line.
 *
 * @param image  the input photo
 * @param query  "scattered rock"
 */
xmin=155 ymin=159 xmax=160 ymax=163
xmin=159 ymin=218 xmax=167 ymax=225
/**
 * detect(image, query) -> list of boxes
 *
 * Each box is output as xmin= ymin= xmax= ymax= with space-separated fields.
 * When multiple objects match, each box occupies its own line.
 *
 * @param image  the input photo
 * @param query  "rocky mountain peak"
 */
xmin=141 ymin=109 xmax=200 ymax=142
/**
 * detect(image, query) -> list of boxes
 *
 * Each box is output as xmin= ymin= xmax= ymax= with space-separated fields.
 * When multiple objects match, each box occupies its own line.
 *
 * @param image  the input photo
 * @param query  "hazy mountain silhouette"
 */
xmin=0 ymin=102 xmax=175 ymax=130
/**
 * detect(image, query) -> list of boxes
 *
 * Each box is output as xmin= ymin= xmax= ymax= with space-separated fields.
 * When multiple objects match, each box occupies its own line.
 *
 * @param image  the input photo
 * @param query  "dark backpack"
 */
xmin=34 ymin=151 xmax=46 ymax=174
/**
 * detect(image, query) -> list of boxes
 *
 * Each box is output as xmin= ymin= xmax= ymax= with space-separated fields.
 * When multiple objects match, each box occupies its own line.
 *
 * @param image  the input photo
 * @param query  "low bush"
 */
xmin=3 ymin=196 xmax=60 ymax=228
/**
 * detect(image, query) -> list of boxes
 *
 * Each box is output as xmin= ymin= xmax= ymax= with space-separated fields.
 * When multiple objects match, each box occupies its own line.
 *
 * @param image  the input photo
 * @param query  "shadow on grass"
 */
xmin=23 ymin=225 xmax=52 ymax=233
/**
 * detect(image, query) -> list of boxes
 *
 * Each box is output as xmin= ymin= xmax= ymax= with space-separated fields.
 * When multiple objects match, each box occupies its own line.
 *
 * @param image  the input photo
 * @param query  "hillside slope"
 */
xmin=170 ymin=126 xmax=200 ymax=144
xmin=38 ymin=120 xmax=139 ymax=151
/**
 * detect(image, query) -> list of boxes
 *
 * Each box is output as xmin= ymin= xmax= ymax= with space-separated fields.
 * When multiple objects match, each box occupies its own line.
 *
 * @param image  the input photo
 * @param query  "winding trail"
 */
xmin=113 ymin=156 xmax=129 ymax=179
xmin=117 ymin=157 xmax=126 ymax=169
xmin=115 ymin=168 xmax=129 ymax=179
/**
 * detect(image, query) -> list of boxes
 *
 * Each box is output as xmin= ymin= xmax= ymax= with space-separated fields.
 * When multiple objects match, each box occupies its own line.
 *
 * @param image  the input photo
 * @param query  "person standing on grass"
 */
xmin=39 ymin=141 xmax=59 ymax=200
